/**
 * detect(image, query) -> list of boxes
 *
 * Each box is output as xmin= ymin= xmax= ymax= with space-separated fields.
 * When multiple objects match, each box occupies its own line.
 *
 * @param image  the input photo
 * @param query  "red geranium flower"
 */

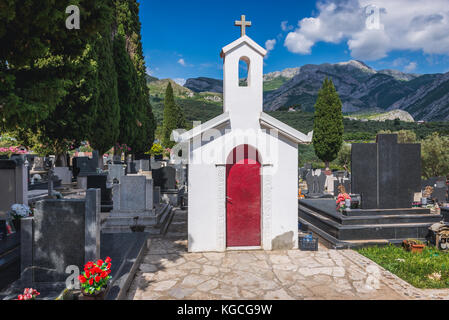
xmin=95 ymin=276 xmax=101 ymax=283
xmin=105 ymin=257 xmax=111 ymax=263
xmin=97 ymin=259 xmax=104 ymax=266
xmin=79 ymin=275 xmax=87 ymax=284
xmin=89 ymin=278 xmax=94 ymax=286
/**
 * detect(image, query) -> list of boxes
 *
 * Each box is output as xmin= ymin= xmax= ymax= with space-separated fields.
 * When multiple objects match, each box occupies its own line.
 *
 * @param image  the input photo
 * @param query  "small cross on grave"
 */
xmin=234 ymin=15 xmax=252 ymax=37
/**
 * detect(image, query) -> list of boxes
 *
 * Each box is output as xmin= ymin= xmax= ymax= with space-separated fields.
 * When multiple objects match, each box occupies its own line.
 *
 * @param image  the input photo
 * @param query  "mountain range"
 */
xmin=180 ymin=60 xmax=449 ymax=121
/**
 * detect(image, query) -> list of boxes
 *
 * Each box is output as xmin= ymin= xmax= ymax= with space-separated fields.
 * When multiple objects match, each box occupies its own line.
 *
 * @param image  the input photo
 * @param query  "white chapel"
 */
xmin=177 ymin=15 xmax=312 ymax=252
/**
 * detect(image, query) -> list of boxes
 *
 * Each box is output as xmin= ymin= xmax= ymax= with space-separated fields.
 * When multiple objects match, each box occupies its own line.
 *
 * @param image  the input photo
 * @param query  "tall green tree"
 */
xmin=114 ymin=0 xmax=155 ymax=156
xmin=421 ymin=133 xmax=449 ymax=179
xmin=89 ymin=30 xmax=120 ymax=164
xmin=162 ymin=82 xmax=185 ymax=148
xmin=0 ymin=0 xmax=111 ymax=131
xmin=312 ymin=78 xmax=344 ymax=169
xmin=113 ymin=34 xmax=139 ymax=151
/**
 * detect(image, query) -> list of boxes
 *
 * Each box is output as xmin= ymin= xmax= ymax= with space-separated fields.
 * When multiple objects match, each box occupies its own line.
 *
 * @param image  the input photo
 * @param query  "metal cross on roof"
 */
xmin=234 ymin=15 xmax=252 ymax=37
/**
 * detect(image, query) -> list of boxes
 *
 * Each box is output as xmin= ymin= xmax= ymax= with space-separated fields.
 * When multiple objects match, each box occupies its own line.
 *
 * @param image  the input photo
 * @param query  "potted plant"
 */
xmin=150 ymin=143 xmax=163 ymax=161
xmin=78 ymin=257 xmax=112 ymax=300
xmin=17 ymin=288 xmax=40 ymax=300
xmin=7 ymin=204 xmax=33 ymax=232
xmin=403 ymin=239 xmax=426 ymax=253
xmin=336 ymin=185 xmax=351 ymax=212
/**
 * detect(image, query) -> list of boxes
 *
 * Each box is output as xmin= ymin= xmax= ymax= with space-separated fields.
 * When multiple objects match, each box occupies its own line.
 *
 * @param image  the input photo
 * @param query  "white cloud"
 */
xmin=281 ymin=21 xmax=293 ymax=32
xmin=284 ymin=0 xmax=449 ymax=61
xmin=174 ymin=78 xmax=186 ymax=86
xmin=177 ymin=58 xmax=186 ymax=66
xmin=265 ymin=39 xmax=277 ymax=52
xmin=404 ymin=61 xmax=418 ymax=72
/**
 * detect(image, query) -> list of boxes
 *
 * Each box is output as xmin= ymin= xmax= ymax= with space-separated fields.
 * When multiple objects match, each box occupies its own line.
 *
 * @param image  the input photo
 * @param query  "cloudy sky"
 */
xmin=140 ymin=0 xmax=449 ymax=83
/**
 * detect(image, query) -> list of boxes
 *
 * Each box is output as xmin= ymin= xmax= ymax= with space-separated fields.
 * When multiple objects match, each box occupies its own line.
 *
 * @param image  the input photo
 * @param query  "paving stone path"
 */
xmin=127 ymin=209 xmax=449 ymax=300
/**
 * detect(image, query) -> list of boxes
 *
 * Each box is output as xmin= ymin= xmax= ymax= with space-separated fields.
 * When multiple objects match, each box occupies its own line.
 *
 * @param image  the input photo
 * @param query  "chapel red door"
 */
xmin=226 ymin=145 xmax=261 ymax=247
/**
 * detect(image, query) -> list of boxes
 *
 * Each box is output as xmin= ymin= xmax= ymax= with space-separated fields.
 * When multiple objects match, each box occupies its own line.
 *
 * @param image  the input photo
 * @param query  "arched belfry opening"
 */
xmin=238 ymin=56 xmax=250 ymax=87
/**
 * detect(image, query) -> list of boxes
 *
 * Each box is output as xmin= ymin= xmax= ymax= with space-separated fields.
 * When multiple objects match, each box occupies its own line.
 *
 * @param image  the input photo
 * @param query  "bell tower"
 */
xmin=220 ymin=15 xmax=267 ymax=130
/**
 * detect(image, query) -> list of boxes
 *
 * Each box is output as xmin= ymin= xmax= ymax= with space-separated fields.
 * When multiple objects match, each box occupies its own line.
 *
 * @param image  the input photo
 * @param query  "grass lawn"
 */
xmin=357 ymin=244 xmax=449 ymax=289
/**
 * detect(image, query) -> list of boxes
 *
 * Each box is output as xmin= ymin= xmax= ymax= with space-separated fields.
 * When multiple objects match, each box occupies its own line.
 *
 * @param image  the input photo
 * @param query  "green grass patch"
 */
xmin=357 ymin=244 xmax=449 ymax=289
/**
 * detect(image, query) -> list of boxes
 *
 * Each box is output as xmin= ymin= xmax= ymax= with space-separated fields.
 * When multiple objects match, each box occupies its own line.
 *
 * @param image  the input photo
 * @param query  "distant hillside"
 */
xmin=184 ymin=77 xmax=223 ymax=93
xmin=345 ymin=110 xmax=414 ymax=122
xmin=263 ymin=60 xmax=448 ymax=121
xmin=180 ymin=60 xmax=448 ymax=121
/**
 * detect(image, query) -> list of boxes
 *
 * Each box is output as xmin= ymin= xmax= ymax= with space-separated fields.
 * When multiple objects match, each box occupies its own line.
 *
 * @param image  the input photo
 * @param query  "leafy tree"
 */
xmin=114 ymin=0 xmax=156 ymax=156
xmin=113 ymin=34 xmax=139 ymax=152
xmin=336 ymin=143 xmax=352 ymax=171
xmin=379 ymin=129 xmax=417 ymax=143
xmin=89 ymin=30 xmax=120 ymax=165
xmin=312 ymin=78 xmax=344 ymax=169
xmin=0 ymin=0 xmax=111 ymax=131
xmin=162 ymin=82 xmax=185 ymax=148
xmin=421 ymin=133 xmax=449 ymax=179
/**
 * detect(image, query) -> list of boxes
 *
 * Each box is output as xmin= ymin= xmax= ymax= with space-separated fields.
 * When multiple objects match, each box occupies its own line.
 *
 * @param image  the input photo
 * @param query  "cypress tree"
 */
xmin=89 ymin=29 xmax=120 ymax=164
xmin=162 ymin=82 xmax=185 ymax=148
xmin=114 ymin=0 xmax=156 ymax=156
xmin=0 ymin=0 xmax=111 ymax=131
xmin=113 ymin=33 xmax=140 ymax=151
xmin=312 ymin=77 xmax=344 ymax=169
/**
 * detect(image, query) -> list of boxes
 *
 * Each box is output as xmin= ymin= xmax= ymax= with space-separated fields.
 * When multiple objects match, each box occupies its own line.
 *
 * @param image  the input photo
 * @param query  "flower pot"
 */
xmin=80 ymin=287 xmax=106 ymax=300
xmin=403 ymin=240 xmax=425 ymax=253
xmin=410 ymin=244 xmax=425 ymax=253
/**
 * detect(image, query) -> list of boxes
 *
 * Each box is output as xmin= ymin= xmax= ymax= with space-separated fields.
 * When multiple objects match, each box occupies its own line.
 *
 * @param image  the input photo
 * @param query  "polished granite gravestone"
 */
xmin=298 ymin=199 xmax=441 ymax=249
xmin=333 ymin=178 xmax=351 ymax=197
xmin=305 ymin=169 xmax=333 ymax=199
xmin=19 ymin=189 xmax=101 ymax=284
xmin=87 ymin=174 xmax=113 ymax=212
xmin=152 ymin=166 xmax=177 ymax=191
xmin=108 ymin=164 xmax=126 ymax=184
xmin=0 ymin=159 xmax=28 ymax=215
xmin=53 ymin=167 xmax=72 ymax=185
xmin=72 ymin=151 xmax=99 ymax=178
xmin=433 ymin=180 xmax=448 ymax=203
xmin=0 ymin=219 xmax=21 ymax=291
xmin=103 ymin=175 xmax=173 ymax=235
xmin=351 ymin=134 xmax=421 ymax=209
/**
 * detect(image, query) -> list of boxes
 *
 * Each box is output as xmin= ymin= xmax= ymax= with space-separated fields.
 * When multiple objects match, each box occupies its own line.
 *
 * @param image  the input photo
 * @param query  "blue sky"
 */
xmin=139 ymin=0 xmax=449 ymax=83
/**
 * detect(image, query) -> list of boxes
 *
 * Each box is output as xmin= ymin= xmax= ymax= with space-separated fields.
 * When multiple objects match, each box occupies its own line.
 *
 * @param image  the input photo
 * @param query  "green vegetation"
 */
xmin=162 ymin=83 xmax=186 ymax=148
xmin=263 ymin=76 xmax=289 ymax=93
xmin=358 ymin=245 xmax=449 ymax=289
xmin=1 ymin=0 xmax=155 ymax=162
xmin=421 ymin=133 xmax=449 ymax=179
xmin=312 ymin=78 xmax=344 ymax=169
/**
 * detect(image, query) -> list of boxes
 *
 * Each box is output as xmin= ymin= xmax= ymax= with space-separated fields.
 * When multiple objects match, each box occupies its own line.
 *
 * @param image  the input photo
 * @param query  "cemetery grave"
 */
xmin=299 ymin=134 xmax=443 ymax=249
xmin=0 ymin=151 xmax=189 ymax=299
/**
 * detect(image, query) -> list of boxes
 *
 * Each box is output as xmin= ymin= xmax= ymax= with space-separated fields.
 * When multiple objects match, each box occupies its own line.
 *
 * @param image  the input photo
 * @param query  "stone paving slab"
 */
xmin=126 ymin=209 xmax=449 ymax=300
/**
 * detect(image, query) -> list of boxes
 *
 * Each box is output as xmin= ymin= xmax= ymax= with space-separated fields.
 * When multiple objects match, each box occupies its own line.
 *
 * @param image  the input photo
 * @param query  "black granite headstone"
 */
xmin=87 ymin=174 xmax=112 ymax=211
xmin=351 ymin=134 xmax=421 ymax=209
xmin=433 ymin=180 xmax=448 ymax=203
xmin=73 ymin=151 xmax=99 ymax=178
xmin=152 ymin=166 xmax=177 ymax=191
